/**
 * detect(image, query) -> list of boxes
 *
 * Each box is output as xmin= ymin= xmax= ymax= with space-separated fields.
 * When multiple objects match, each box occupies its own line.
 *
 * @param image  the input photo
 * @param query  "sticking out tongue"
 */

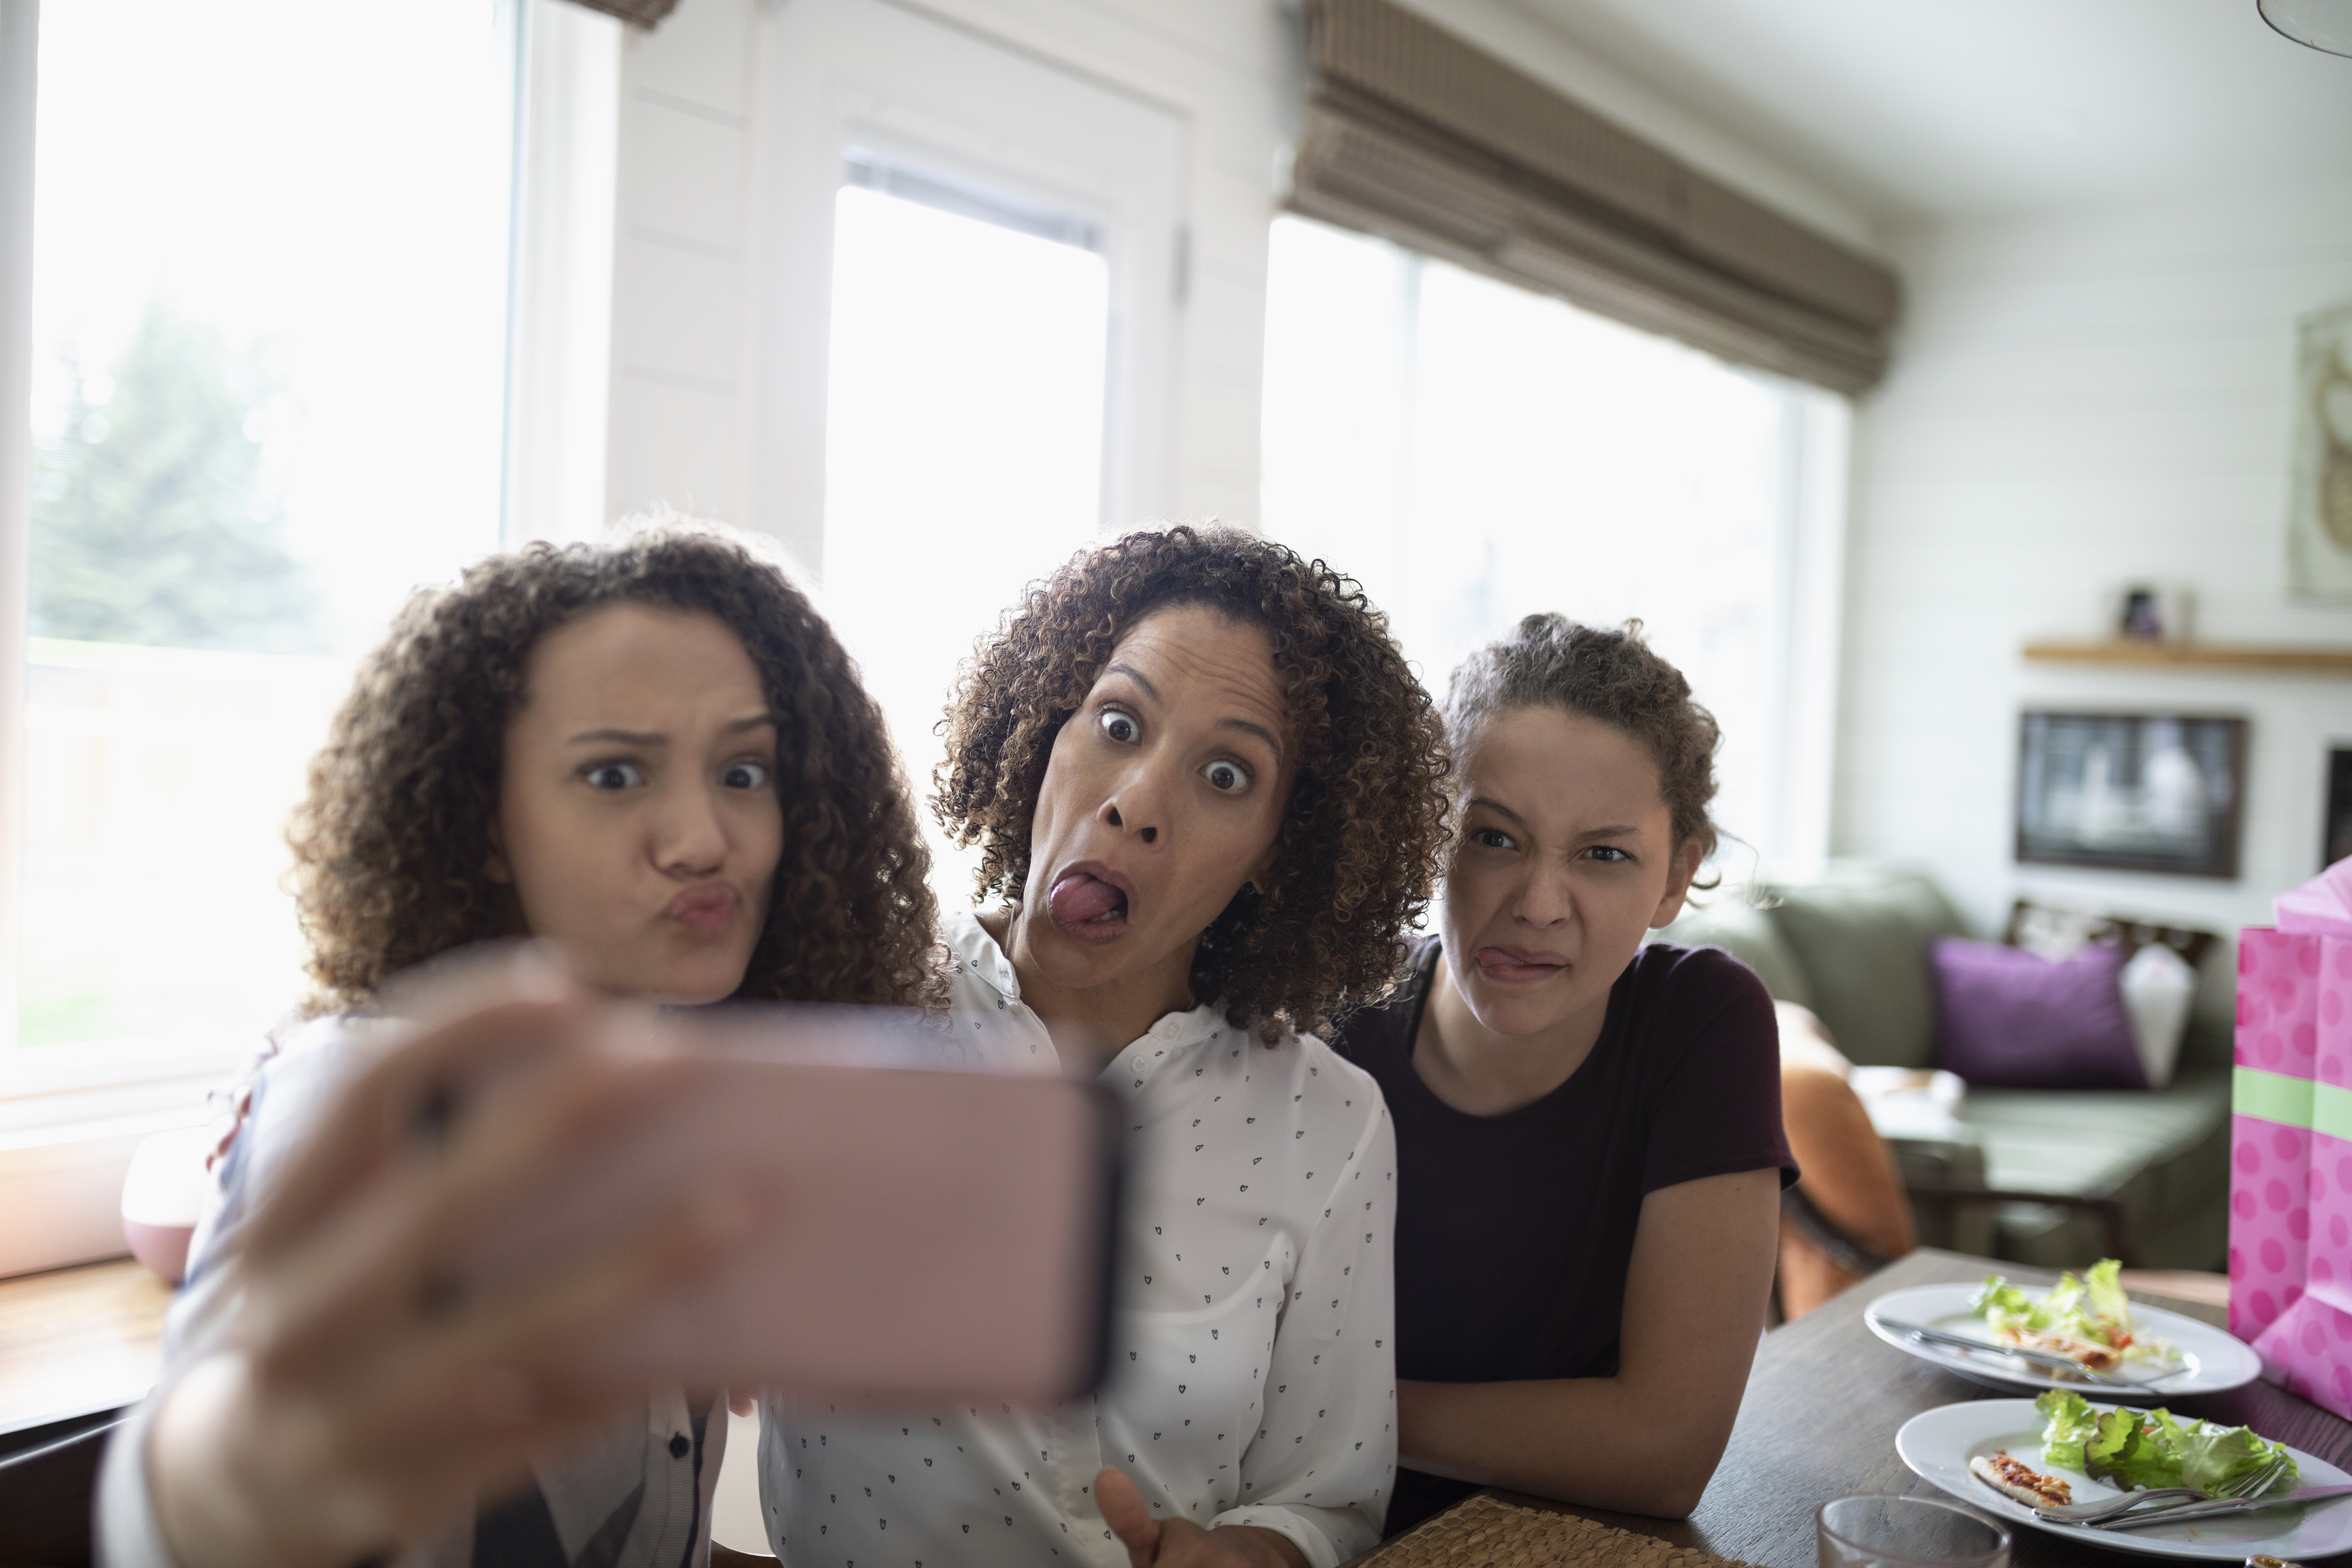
xmin=1049 ymin=873 xmax=1127 ymax=926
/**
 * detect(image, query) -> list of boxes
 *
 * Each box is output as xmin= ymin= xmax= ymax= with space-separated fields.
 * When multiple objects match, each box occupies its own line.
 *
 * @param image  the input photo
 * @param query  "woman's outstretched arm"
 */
xmin=1393 ymin=1167 xmax=1781 ymax=1519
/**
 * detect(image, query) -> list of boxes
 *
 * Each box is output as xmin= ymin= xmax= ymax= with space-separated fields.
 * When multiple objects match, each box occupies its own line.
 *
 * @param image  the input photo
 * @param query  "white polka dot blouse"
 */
xmin=756 ymin=910 xmax=1400 ymax=1568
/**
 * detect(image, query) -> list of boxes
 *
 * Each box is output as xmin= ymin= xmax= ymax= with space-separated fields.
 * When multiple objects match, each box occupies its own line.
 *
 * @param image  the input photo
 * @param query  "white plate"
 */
xmin=1897 ymin=1398 xmax=2352 ymax=1561
xmin=1865 ymin=1283 xmax=2260 ymax=1402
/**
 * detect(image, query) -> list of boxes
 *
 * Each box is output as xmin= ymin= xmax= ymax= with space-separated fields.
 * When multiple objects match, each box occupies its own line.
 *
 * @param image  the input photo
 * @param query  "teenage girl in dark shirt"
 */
xmin=1330 ymin=615 xmax=1797 ymax=1533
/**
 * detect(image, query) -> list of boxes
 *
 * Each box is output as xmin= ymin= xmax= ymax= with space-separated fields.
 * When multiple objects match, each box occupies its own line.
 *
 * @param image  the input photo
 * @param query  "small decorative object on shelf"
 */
xmin=2113 ymin=582 xmax=2192 ymax=644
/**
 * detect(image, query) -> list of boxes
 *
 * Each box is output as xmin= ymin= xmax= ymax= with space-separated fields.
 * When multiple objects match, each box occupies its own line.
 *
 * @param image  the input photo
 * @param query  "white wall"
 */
xmin=603 ymin=0 xmax=1298 ymax=561
xmin=1840 ymin=178 xmax=2352 ymax=943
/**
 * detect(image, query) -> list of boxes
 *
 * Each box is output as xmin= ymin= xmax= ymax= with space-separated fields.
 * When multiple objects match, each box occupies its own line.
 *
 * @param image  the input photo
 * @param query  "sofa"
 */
xmin=1658 ymin=861 xmax=2230 ymax=1272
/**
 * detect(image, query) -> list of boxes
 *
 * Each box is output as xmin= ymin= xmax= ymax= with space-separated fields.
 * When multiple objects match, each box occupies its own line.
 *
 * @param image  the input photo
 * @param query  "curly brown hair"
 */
xmin=1443 ymin=614 xmax=1722 ymax=868
xmin=934 ymin=525 xmax=1450 ymax=1041
xmin=287 ymin=524 xmax=938 ymax=1013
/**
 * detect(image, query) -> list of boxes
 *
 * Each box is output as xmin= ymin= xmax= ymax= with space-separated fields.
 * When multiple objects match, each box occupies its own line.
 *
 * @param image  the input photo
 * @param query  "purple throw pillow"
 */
xmin=1928 ymin=936 xmax=2147 ymax=1090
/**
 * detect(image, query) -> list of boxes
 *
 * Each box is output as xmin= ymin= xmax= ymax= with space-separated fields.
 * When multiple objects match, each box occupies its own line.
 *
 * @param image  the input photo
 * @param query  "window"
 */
xmin=755 ymin=0 xmax=1183 ymax=898
xmin=1260 ymin=215 xmax=1850 ymax=874
xmin=821 ymin=161 xmax=1110 ymax=891
xmin=13 ymin=0 xmax=519 ymax=1070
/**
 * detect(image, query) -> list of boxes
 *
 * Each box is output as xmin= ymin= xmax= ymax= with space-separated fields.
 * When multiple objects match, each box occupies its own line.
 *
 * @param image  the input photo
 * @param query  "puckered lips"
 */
xmin=1046 ymin=862 xmax=1135 ymax=945
xmin=664 ymin=881 xmax=739 ymax=936
xmin=1472 ymin=944 xmax=1569 ymax=985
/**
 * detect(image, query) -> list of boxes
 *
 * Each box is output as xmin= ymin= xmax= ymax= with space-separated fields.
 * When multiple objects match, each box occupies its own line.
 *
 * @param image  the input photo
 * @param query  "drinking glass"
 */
xmin=1818 ymin=1494 xmax=2011 ymax=1568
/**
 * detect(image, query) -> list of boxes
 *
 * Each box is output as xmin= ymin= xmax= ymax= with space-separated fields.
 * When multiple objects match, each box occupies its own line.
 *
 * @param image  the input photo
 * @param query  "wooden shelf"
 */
xmin=0 ymin=1258 xmax=168 ymax=1436
xmin=2023 ymin=640 xmax=2352 ymax=673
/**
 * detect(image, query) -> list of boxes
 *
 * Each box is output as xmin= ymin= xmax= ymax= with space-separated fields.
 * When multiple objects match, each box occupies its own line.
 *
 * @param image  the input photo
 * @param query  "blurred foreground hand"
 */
xmin=149 ymin=948 xmax=749 ymax=1568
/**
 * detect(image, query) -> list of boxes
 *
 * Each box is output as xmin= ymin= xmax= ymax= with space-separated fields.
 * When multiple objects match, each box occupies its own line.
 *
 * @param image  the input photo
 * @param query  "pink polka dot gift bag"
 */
xmin=2236 ymin=856 xmax=2352 ymax=1415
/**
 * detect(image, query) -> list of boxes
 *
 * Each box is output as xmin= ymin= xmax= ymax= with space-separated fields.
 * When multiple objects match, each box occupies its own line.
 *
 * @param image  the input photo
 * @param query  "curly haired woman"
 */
xmin=1326 ymin=615 xmax=1797 ymax=1536
xmin=100 ymin=525 xmax=936 ymax=1568
xmin=757 ymin=525 xmax=1452 ymax=1568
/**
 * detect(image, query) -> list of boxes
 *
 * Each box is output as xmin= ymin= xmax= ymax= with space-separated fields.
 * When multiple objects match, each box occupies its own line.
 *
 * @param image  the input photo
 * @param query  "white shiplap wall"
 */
xmin=1840 ymin=180 xmax=2352 ymax=945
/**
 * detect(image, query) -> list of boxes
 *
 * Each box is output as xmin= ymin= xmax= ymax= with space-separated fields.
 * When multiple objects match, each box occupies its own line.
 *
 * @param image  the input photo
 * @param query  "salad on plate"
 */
xmin=1970 ymin=1258 xmax=2185 ymax=1379
xmin=2028 ymin=1390 xmax=2298 ymax=1499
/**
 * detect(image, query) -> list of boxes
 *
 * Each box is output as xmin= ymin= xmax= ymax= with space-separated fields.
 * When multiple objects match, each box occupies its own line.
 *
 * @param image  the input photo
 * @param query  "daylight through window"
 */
xmin=19 ymin=0 xmax=516 ymax=1057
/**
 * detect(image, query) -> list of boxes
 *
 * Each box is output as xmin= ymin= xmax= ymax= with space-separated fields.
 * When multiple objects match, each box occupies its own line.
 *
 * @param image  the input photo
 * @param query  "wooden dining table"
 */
xmin=1365 ymin=1247 xmax=2352 ymax=1568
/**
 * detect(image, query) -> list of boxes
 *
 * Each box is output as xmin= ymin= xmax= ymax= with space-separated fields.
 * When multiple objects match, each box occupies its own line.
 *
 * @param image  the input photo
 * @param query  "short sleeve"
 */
xmin=1636 ymin=946 xmax=1800 ymax=1196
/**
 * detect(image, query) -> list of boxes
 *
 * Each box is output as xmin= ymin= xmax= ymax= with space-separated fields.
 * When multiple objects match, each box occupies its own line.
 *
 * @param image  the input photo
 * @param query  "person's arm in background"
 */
xmin=1775 ymin=1002 xmax=1914 ymax=1318
xmin=1395 ymin=1165 xmax=1781 ymax=1518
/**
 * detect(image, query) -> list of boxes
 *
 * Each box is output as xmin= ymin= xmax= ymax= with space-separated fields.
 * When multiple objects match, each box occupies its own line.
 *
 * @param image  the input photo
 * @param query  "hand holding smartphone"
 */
xmin=451 ymin=1004 xmax=1122 ymax=1409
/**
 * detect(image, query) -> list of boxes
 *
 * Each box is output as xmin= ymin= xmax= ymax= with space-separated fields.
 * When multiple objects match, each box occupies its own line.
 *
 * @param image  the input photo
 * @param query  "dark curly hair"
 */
xmin=1443 ymin=614 xmax=1721 ymax=868
xmin=287 ymin=524 xmax=938 ymax=1013
xmin=935 ymin=525 xmax=1450 ymax=1041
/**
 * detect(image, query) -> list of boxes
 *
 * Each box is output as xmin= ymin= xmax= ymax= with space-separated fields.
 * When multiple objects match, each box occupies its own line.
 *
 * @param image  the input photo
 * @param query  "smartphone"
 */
xmin=458 ymin=1006 xmax=1122 ymax=1410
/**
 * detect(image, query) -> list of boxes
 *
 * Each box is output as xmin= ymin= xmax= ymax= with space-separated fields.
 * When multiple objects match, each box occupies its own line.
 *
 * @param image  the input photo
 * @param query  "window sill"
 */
xmin=0 ymin=1041 xmax=246 ymax=1279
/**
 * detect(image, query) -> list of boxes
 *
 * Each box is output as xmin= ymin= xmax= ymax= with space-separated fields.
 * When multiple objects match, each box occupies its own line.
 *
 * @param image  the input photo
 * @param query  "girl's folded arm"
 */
xmin=1396 ymin=1166 xmax=1781 ymax=1519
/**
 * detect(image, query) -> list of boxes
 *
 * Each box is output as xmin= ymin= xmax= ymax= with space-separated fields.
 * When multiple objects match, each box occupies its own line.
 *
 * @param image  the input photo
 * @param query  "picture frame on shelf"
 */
xmin=2110 ymin=582 xmax=2192 ymax=644
xmin=2015 ymin=711 xmax=2247 ymax=879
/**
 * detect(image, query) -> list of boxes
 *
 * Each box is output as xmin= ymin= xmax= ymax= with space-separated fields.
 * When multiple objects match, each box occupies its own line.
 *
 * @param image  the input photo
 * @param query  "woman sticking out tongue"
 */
xmin=754 ymin=527 xmax=1451 ymax=1568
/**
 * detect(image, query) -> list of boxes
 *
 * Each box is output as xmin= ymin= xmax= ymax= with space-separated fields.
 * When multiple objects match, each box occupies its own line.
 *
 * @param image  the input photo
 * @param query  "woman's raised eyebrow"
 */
xmin=566 ymin=727 xmax=666 ymax=747
xmin=564 ymin=714 xmax=774 ymax=747
xmin=1464 ymin=794 xmax=1528 ymax=827
xmin=1218 ymin=716 xmax=1283 ymax=758
xmin=1104 ymin=662 xmax=1160 ymax=703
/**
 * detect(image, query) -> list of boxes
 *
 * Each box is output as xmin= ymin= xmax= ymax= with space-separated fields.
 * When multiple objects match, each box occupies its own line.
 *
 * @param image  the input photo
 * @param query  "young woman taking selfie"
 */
xmin=100 ymin=526 xmax=938 ymax=1568
xmin=756 ymin=526 xmax=1453 ymax=1568
xmin=1328 ymin=614 xmax=1797 ymax=1535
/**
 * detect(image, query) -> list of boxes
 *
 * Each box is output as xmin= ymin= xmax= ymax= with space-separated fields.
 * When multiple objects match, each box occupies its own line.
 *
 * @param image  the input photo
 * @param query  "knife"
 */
xmin=2092 ymin=1486 xmax=2352 ymax=1531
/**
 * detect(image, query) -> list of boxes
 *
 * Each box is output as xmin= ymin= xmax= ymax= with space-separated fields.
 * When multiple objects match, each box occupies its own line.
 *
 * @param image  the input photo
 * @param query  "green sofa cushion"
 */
xmin=1958 ymin=1067 xmax=2232 ymax=1270
xmin=1763 ymin=865 xmax=1965 ymax=1069
xmin=1653 ymin=895 xmax=1815 ymax=1010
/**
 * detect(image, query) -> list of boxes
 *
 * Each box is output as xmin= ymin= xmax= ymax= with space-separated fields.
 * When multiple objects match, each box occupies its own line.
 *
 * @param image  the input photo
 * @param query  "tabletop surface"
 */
xmin=1390 ymin=1248 xmax=2352 ymax=1568
xmin=0 ymin=1256 xmax=168 ymax=1438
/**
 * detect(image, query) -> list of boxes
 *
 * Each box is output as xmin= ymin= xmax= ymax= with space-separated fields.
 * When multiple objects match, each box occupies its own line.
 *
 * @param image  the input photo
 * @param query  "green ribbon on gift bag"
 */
xmin=2234 ymin=1065 xmax=2352 ymax=1141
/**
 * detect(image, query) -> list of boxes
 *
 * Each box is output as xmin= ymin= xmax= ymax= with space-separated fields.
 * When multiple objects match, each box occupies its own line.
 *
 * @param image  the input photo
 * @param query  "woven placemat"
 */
xmin=1361 ymin=1494 xmax=1757 ymax=1568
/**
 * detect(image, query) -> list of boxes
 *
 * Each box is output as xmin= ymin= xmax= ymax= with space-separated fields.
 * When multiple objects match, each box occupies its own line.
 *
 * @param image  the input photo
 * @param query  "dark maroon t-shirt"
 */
xmin=1329 ymin=939 xmax=1797 ymax=1534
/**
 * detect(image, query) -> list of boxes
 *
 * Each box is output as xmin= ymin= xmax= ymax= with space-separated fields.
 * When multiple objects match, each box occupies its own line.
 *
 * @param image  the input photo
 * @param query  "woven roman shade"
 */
xmin=1292 ymin=0 xmax=1898 ymax=394
xmin=563 ymin=0 xmax=679 ymax=25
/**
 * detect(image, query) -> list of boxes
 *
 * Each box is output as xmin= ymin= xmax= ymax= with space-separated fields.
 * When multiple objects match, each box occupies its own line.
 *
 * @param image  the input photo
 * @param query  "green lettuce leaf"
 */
xmin=2036 ymin=1389 xmax=2101 ymax=1473
xmin=2151 ymin=1408 xmax=2300 ymax=1496
xmin=2037 ymin=1397 xmax=2297 ymax=1498
xmin=2086 ymin=1409 xmax=2179 ymax=1491
xmin=2042 ymin=1270 xmax=2088 ymax=1326
xmin=1975 ymin=1274 xmax=2048 ymax=1334
xmin=2085 ymin=1258 xmax=2132 ymax=1334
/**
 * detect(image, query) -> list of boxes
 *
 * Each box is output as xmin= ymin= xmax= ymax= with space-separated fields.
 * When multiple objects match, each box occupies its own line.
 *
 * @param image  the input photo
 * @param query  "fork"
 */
xmin=2090 ymin=1458 xmax=2315 ymax=1531
xmin=2033 ymin=1455 xmax=2294 ymax=1524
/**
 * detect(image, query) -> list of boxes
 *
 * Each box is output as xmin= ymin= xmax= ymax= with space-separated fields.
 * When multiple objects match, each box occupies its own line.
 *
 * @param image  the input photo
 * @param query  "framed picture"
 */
xmin=2015 ymin=712 xmax=2248 ymax=879
xmin=2288 ymin=299 xmax=2352 ymax=600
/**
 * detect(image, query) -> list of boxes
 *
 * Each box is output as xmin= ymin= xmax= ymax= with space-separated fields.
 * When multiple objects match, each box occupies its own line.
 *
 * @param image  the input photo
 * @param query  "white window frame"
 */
xmin=1 ymin=0 xmax=36 ymax=1084
xmin=744 ymin=0 xmax=1185 ymax=574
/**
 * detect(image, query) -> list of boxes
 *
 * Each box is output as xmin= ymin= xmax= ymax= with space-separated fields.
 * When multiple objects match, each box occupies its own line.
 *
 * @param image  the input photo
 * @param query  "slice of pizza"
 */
xmin=1970 ymin=1450 xmax=2074 ymax=1508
